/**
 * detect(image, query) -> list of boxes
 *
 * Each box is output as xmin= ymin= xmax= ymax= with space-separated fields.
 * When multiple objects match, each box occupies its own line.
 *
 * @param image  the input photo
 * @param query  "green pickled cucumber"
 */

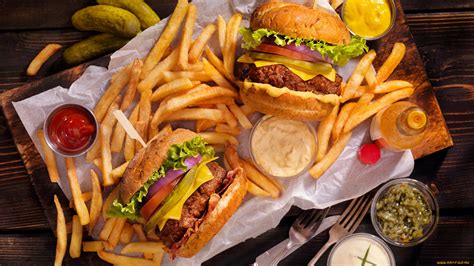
xmin=97 ymin=0 xmax=160 ymax=30
xmin=72 ymin=5 xmax=141 ymax=38
xmin=63 ymin=33 xmax=130 ymax=66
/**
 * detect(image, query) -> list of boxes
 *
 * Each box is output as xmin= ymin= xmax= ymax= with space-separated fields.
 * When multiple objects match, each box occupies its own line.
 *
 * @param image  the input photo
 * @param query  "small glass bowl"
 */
xmin=371 ymin=178 xmax=439 ymax=247
xmin=341 ymin=0 xmax=397 ymax=41
xmin=248 ymin=115 xmax=316 ymax=179
xmin=327 ymin=233 xmax=396 ymax=266
xmin=43 ymin=103 xmax=98 ymax=157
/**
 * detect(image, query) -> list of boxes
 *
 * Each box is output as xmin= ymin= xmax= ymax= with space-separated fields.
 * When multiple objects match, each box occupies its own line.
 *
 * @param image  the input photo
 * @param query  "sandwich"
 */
xmin=236 ymin=2 xmax=368 ymax=120
xmin=107 ymin=128 xmax=247 ymax=258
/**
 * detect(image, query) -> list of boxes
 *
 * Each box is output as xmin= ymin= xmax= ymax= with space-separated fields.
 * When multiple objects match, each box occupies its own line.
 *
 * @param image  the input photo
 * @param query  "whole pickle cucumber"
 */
xmin=97 ymin=0 xmax=160 ymax=30
xmin=63 ymin=33 xmax=130 ymax=66
xmin=72 ymin=5 xmax=141 ymax=38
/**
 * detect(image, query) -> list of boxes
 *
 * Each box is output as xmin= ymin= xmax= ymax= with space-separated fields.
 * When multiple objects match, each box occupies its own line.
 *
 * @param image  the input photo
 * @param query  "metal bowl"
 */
xmin=43 ymin=103 xmax=98 ymax=157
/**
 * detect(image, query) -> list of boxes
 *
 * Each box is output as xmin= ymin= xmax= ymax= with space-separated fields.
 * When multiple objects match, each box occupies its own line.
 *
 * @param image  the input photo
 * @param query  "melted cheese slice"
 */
xmin=243 ymin=80 xmax=341 ymax=105
xmin=237 ymin=54 xmax=336 ymax=82
xmin=157 ymin=158 xmax=216 ymax=230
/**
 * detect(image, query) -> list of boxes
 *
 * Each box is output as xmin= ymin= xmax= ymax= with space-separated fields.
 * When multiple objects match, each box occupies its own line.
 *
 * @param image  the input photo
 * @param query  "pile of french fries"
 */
xmin=310 ymin=42 xmax=414 ymax=179
xmin=41 ymin=1 xmax=284 ymax=265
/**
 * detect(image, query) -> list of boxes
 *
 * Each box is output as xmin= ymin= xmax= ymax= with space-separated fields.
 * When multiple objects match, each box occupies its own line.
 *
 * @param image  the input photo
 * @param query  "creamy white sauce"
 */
xmin=330 ymin=235 xmax=392 ymax=266
xmin=251 ymin=117 xmax=316 ymax=177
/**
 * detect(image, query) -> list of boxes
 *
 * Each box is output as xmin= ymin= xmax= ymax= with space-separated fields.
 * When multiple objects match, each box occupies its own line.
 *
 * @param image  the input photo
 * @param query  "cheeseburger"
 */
xmin=237 ymin=2 xmax=368 ymax=120
xmin=108 ymin=129 xmax=247 ymax=258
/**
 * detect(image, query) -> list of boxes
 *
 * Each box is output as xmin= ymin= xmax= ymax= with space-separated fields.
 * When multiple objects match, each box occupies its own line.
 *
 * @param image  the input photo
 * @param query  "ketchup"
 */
xmin=47 ymin=106 xmax=96 ymax=152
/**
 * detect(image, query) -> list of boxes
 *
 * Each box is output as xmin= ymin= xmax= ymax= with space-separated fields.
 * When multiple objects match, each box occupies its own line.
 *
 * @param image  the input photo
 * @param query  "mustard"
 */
xmin=343 ymin=0 xmax=392 ymax=38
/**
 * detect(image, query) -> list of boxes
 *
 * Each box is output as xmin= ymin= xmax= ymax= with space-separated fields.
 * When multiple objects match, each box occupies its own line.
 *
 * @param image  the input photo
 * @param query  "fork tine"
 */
xmin=348 ymin=197 xmax=372 ymax=233
xmin=340 ymin=195 xmax=366 ymax=227
xmin=300 ymin=209 xmax=319 ymax=227
xmin=337 ymin=196 xmax=361 ymax=223
xmin=294 ymin=210 xmax=313 ymax=226
xmin=306 ymin=209 xmax=329 ymax=230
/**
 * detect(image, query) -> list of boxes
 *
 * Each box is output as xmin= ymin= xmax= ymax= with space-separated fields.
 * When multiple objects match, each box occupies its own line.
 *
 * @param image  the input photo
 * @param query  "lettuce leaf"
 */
xmin=240 ymin=27 xmax=369 ymax=66
xmin=107 ymin=136 xmax=215 ymax=220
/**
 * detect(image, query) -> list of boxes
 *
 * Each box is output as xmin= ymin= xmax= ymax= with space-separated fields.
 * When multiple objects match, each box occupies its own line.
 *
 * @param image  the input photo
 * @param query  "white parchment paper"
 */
xmin=12 ymin=0 xmax=414 ymax=265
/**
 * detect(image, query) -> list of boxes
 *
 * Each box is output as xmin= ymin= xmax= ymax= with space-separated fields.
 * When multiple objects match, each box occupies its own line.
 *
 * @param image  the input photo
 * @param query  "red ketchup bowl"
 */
xmin=43 ymin=103 xmax=98 ymax=157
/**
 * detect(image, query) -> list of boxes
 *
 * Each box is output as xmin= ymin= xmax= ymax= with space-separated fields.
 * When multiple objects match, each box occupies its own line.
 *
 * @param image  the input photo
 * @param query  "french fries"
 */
xmin=124 ymin=105 xmax=140 ymax=161
xmin=331 ymin=102 xmax=356 ymax=143
xmin=228 ymin=103 xmax=253 ymax=129
xmin=111 ymin=160 xmax=130 ymax=180
xmin=120 ymin=223 xmax=134 ymax=244
xmin=310 ymin=131 xmax=352 ymax=179
xmin=53 ymin=195 xmax=66 ymax=266
xmin=196 ymin=119 xmax=216 ymax=132
xmin=365 ymin=65 xmax=378 ymax=92
xmin=189 ymin=24 xmax=217 ymax=63
xmin=83 ymin=241 xmax=104 ymax=252
xmin=152 ymin=78 xmax=194 ymax=102
xmin=240 ymin=159 xmax=281 ymax=198
xmin=216 ymin=103 xmax=238 ymax=128
xmin=101 ymin=99 xmax=120 ymax=186
xmin=89 ymin=170 xmax=102 ymax=232
xmin=203 ymin=58 xmax=234 ymax=90
xmin=138 ymin=89 xmax=152 ymax=142
xmin=223 ymin=14 xmax=242 ymax=80
xmin=342 ymin=50 xmax=376 ymax=102
xmin=27 ymin=44 xmax=62 ymax=76
xmin=178 ymin=4 xmax=197 ymax=70
xmin=69 ymin=192 xmax=92 ymax=208
xmin=69 ymin=215 xmax=83 ymax=258
xmin=121 ymin=242 xmax=164 ymax=254
xmin=163 ymin=70 xmax=212 ymax=83
xmin=377 ymin=42 xmax=406 ymax=83
xmin=133 ymin=224 xmax=153 ymax=259
xmin=98 ymin=251 xmax=156 ymax=266
xmin=199 ymin=132 xmax=238 ymax=145
xmin=205 ymin=46 xmax=233 ymax=81
xmin=247 ymin=180 xmax=272 ymax=197
xmin=120 ymin=59 xmax=142 ymax=110
xmin=354 ymin=80 xmax=413 ymax=97
xmin=102 ymin=186 xmax=119 ymax=219
xmin=94 ymin=66 xmax=131 ymax=122
xmin=65 ymin=157 xmax=90 ymax=225
xmin=165 ymin=108 xmax=225 ymax=122
xmin=217 ymin=15 xmax=226 ymax=53
xmin=37 ymin=129 xmax=59 ymax=182
xmin=139 ymin=49 xmax=179 ymax=92
xmin=108 ymin=217 xmax=127 ymax=248
xmin=343 ymin=87 xmax=415 ymax=133
xmin=141 ymin=0 xmax=189 ymax=78
xmin=316 ymin=104 xmax=339 ymax=162
xmin=215 ymin=123 xmax=241 ymax=136
xmin=99 ymin=217 xmax=117 ymax=241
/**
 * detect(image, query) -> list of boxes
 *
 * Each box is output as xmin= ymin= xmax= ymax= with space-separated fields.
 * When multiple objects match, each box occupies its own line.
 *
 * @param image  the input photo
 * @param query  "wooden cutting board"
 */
xmin=0 ymin=0 xmax=453 ymax=263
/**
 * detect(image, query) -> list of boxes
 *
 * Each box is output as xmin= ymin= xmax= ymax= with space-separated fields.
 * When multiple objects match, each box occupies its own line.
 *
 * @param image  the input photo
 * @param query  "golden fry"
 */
xmin=139 ymin=49 xmax=179 ymax=92
xmin=152 ymin=78 xmax=194 ymax=102
xmin=199 ymin=132 xmax=238 ymax=145
xmin=377 ymin=42 xmax=406 ymax=83
xmin=37 ymin=129 xmax=59 ymax=182
xmin=189 ymin=24 xmax=217 ymax=63
xmin=310 ymin=131 xmax=352 ymax=179
xmin=141 ymin=0 xmax=189 ymax=78
xmin=165 ymin=108 xmax=225 ymax=122
xmin=331 ymin=102 xmax=357 ymax=143
xmin=69 ymin=215 xmax=83 ymax=258
xmin=121 ymin=59 xmax=143 ymax=110
xmin=217 ymin=15 xmax=226 ymax=53
xmin=98 ymin=251 xmax=156 ymax=266
xmin=365 ymin=65 xmax=378 ymax=92
xmin=124 ymin=105 xmax=140 ymax=161
xmin=240 ymin=159 xmax=280 ymax=198
xmin=112 ymin=104 xmax=139 ymax=154
xmin=132 ymin=224 xmax=153 ymax=259
xmin=178 ymin=4 xmax=197 ymax=70
xmin=205 ymin=46 xmax=233 ymax=81
xmin=154 ymin=250 xmax=165 ymax=266
xmin=120 ymin=223 xmax=134 ymax=244
xmin=344 ymin=87 xmax=414 ymax=133
xmin=111 ymin=161 xmax=130 ymax=180
xmin=121 ymin=242 xmax=164 ymax=254
xmin=65 ymin=157 xmax=90 ymax=225
xmin=53 ymin=195 xmax=66 ymax=266
xmin=163 ymin=70 xmax=212 ymax=83
xmin=247 ymin=180 xmax=272 ymax=197
xmin=316 ymin=104 xmax=339 ymax=162
xmin=89 ymin=169 xmax=103 ymax=232
xmin=223 ymin=14 xmax=242 ymax=80
xmin=228 ymin=103 xmax=253 ymax=129
xmin=108 ymin=217 xmax=127 ymax=248
xmin=27 ymin=44 xmax=62 ymax=76
xmin=99 ymin=217 xmax=117 ymax=241
xmin=224 ymin=142 xmax=241 ymax=170
xmin=138 ymin=89 xmax=152 ymax=141
xmin=216 ymin=103 xmax=238 ymax=128
xmin=342 ymin=50 xmax=377 ymax=102
xmin=240 ymin=104 xmax=254 ymax=117
xmin=95 ymin=66 xmax=131 ymax=122
xmin=83 ymin=241 xmax=104 ymax=252
xmin=203 ymin=58 xmax=234 ymax=90
xmin=196 ymin=119 xmax=216 ymax=132
xmin=215 ymin=123 xmax=241 ymax=136
xmin=102 ymin=186 xmax=119 ymax=219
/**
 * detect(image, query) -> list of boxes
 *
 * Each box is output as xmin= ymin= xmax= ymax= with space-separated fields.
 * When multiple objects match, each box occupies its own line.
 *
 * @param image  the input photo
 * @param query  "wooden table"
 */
xmin=0 ymin=1 xmax=473 ymax=265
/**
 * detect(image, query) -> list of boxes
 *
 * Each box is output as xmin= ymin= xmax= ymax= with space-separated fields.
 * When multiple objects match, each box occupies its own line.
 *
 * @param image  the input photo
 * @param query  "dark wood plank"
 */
xmin=401 ymin=0 xmax=474 ymax=12
xmin=0 ymin=0 xmax=178 ymax=30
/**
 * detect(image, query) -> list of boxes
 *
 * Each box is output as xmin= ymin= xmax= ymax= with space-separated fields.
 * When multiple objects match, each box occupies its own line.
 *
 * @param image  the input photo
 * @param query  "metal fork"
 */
xmin=307 ymin=194 xmax=373 ymax=266
xmin=253 ymin=208 xmax=330 ymax=266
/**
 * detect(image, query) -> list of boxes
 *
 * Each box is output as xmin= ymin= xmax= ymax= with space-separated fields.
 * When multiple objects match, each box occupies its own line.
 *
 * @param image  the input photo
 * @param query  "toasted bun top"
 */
xmin=119 ymin=128 xmax=198 ymax=203
xmin=250 ymin=2 xmax=350 ymax=45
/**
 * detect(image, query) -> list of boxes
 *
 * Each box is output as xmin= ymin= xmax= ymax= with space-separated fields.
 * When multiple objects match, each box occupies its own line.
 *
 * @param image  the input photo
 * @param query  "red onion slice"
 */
xmin=145 ymin=155 xmax=202 ymax=201
xmin=262 ymin=37 xmax=332 ymax=64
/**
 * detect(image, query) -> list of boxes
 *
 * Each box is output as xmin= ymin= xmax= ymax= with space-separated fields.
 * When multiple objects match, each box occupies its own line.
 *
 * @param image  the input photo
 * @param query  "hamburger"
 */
xmin=237 ymin=2 xmax=368 ymax=120
xmin=107 ymin=128 xmax=247 ymax=258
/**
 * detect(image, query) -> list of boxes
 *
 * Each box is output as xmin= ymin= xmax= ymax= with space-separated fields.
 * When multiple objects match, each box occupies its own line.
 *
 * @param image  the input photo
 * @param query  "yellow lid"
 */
xmin=407 ymin=109 xmax=427 ymax=129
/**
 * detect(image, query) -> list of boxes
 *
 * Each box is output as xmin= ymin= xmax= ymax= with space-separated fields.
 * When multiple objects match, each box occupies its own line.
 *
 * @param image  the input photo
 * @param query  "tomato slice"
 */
xmin=140 ymin=178 xmax=180 ymax=220
xmin=253 ymin=43 xmax=316 ymax=62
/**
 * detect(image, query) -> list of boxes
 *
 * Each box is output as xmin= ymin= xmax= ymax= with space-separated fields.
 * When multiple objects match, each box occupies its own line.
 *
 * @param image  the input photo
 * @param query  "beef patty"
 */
xmin=158 ymin=162 xmax=229 ymax=249
xmin=235 ymin=62 xmax=342 ymax=95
